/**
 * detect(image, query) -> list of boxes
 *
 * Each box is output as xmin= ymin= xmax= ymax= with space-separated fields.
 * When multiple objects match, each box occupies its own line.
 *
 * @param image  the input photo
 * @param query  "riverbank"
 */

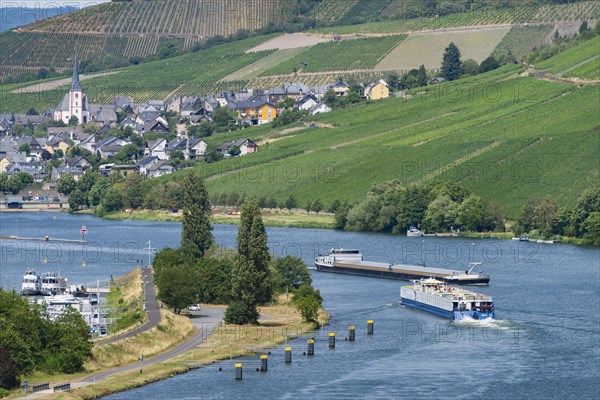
xmin=19 ymin=301 xmax=329 ymax=400
xmin=79 ymin=209 xmax=336 ymax=230
xmin=8 ymin=266 xmax=329 ymax=400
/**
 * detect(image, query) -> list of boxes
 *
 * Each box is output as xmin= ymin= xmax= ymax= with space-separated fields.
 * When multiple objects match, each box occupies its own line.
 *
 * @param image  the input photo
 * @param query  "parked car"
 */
xmin=187 ymin=304 xmax=201 ymax=311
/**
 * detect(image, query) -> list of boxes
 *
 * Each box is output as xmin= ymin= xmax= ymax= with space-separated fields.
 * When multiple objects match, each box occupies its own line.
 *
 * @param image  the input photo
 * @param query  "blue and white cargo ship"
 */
xmin=400 ymin=278 xmax=495 ymax=320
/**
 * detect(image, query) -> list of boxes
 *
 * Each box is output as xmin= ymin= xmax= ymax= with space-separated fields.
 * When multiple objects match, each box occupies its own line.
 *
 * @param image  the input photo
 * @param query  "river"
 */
xmin=0 ymin=212 xmax=598 ymax=399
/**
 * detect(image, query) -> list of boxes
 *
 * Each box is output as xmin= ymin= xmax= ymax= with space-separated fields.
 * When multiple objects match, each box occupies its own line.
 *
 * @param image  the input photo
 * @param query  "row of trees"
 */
xmin=515 ymin=188 xmax=600 ymax=244
xmin=336 ymin=181 xmax=503 ymax=234
xmin=441 ymin=42 xmax=502 ymax=82
xmin=0 ymin=291 xmax=92 ymax=390
xmin=153 ymin=171 xmax=322 ymax=325
xmin=0 ymin=172 xmax=34 ymax=195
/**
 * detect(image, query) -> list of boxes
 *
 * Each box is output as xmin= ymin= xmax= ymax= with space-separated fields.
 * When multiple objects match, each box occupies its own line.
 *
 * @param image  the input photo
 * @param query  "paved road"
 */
xmin=20 ymin=306 xmax=225 ymax=399
xmin=95 ymin=267 xmax=161 ymax=346
xmin=82 ymin=306 xmax=225 ymax=383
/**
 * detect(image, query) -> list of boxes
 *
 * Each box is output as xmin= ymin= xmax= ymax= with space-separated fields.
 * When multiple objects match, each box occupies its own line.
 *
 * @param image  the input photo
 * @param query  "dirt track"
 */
xmin=10 ymin=71 xmax=120 ymax=94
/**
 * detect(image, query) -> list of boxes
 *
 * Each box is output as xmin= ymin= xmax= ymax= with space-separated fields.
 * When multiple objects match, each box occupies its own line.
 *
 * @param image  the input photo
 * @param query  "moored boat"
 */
xmin=314 ymin=249 xmax=490 ymax=285
xmin=406 ymin=226 xmax=424 ymax=237
xmin=40 ymin=272 xmax=67 ymax=296
xmin=400 ymin=278 xmax=495 ymax=320
xmin=21 ymin=269 xmax=41 ymax=295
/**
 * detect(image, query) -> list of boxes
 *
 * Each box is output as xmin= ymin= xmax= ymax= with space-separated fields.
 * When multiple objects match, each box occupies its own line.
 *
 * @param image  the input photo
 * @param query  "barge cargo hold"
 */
xmin=314 ymin=249 xmax=490 ymax=285
xmin=400 ymin=278 xmax=495 ymax=320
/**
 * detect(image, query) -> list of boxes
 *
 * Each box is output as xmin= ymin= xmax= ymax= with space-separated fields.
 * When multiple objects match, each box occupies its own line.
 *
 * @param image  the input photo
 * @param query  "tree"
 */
xmin=157 ymin=263 xmax=198 ymax=314
xmin=226 ymin=199 xmax=271 ymax=324
xmin=114 ymin=144 xmax=139 ymax=163
xmin=462 ymin=59 xmax=480 ymax=76
xmin=27 ymin=108 xmax=38 ymax=116
xmin=582 ymin=212 xmax=600 ymax=243
xmin=88 ymin=178 xmax=111 ymax=207
xmin=334 ymin=202 xmax=350 ymax=230
xmin=68 ymin=116 xmax=79 ymax=126
xmin=479 ymin=56 xmax=500 ymax=73
xmin=274 ymin=256 xmax=312 ymax=291
xmin=579 ymin=20 xmax=589 ymax=35
xmin=423 ymin=195 xmax=458 ymax=232
xmin=312 ymin=198 xmax=323 ymax=215
xmin=305 ymin=200 xmax=312 ymax=214
xmin=456 ymin=194 xmax=484 ymax=232
xmin=328 ymin=199 xmax=341 ymax=213
xmin=441 ymin=42 xmax=463 ymax=81
xmin=323 ymin=89 xmax=337 ymax=107
xmin=101 ymin=186 xmax=124 ymax=212
xmin=532 ymin=196 xmax=558 ymax=236
xmin=284 ymin=194 xmax=297 ymax=211
xmin=228 ymin=146 xmax=241 ymax=157
xmin=68 ymin=189 xmax=87 ymax=211
xmin=417 ymin=65 xmax=428 ymax=86
xmin=18 ymin=143 xmax=31 ymax=155
xmin=181 ymin=170 xmax=213 ymax=261
xmin=213 ymin=106 xmax=236 ymax=127
xmin=292 ymin=284 xmax=322 ymax=324
xmin=197 ymin=257 xmax=234 ymax=304
xmin=57 ymin=174 xmax=77 ymax=196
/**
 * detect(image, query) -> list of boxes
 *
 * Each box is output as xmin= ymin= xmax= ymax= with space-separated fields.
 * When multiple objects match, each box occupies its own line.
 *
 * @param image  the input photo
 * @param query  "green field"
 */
xmin=492 ymin=24 xmax=554 ymax=60
xmin=159 ymin=65 xmax=600 ymax=218
xmin=536 ymin=36 xmax=600 ymax=75
xmin=260 ymin=36 xmax=407 ymax=75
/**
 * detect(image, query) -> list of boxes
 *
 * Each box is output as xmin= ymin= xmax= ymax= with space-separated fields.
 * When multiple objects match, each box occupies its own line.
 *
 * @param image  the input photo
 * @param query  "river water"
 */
xmin=0 ymin=213 xmax=598 ymax=399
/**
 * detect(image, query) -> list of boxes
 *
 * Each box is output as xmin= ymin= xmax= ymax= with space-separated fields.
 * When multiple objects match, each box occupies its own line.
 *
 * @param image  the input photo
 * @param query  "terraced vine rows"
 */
xmin=337 ymin=0 xmax=394 ymax=25
xmin=24 ymin=0 xmax=289 ymax=38
xmin=261 ymin=35 xmax=406 ymax=76
xmin=492 ymin=25 xmax=554 ymax=60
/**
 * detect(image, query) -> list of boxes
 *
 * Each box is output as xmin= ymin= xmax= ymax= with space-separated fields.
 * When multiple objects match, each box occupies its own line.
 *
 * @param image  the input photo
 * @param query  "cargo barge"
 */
xmin=400 ymin=278 xmax=495 ymax=320
xmin=314 ymin=249 xmax=490 ymax=285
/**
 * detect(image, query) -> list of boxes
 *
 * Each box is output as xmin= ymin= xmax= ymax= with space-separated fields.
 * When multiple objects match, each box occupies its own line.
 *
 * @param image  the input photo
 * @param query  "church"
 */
xmin=53 ymin=55 xmax=90 ymax=125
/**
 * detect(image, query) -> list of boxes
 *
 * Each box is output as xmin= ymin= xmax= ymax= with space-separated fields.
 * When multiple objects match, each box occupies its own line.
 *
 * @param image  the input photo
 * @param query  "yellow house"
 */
xmin=46 ymin=139 xmax=70 ymax=155
xmin=236 ymin=99 xmax=278 ymax=125
xmin=0 ymin=156 xmax=10 ymax=174
xmin=364 ymin=79 xmax=389 ymax=100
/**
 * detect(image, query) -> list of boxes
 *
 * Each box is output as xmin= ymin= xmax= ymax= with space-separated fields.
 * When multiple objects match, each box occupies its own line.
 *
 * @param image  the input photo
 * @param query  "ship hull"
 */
xmin=315 ymin=262 xmax=490 ymax=285
xmin=400 ymin=297 xmax=495 ymax=320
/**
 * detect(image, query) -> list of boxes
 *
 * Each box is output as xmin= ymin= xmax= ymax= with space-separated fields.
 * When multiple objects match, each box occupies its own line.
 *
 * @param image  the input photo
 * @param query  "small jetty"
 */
xmin=0 ymin=234 xmax=86 ymax=244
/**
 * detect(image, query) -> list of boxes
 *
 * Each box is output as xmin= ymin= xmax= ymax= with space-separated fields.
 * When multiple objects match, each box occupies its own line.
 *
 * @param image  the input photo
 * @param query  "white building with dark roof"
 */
xmin=53 ymin=55 xmax=90 ymax=125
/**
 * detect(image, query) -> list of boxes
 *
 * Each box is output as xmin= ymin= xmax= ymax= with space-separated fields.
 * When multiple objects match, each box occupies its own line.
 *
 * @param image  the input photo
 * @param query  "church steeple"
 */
xmin=71 ymin=54 xmax=81 ymax=92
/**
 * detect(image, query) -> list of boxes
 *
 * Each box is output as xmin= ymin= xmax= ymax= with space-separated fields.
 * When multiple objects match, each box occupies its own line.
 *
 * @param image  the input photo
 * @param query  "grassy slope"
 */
xmin=171 ymin=65 xmax=599 ymax=217
xmin=536 ymin=35 xmax=600 ymax=75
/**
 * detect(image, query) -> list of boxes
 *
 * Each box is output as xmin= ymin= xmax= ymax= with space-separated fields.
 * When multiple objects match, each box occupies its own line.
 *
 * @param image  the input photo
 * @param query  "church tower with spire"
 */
xmin=53 ymin=55 xmax=90 ymax=125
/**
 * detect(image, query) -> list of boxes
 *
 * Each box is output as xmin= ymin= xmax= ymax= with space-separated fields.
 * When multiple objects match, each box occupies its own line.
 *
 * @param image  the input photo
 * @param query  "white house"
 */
xmin=310 ymin=103 xmax=332 ymax=115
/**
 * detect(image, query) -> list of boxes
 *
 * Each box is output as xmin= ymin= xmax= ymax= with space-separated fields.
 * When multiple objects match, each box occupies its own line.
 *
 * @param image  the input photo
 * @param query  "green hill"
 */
xmin=180 ymin=66 xmax=598 ymax=218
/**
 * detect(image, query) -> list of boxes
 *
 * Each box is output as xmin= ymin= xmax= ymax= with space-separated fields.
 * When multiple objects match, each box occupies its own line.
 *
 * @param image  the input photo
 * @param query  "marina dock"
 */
xmin=0 ymin=234 xmax=86 ymax=244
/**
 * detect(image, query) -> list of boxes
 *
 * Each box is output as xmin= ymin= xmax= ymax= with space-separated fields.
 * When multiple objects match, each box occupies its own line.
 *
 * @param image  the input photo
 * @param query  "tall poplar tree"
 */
xmin=441 ymin=42 xmax=463 ymax=81
xmin=226 ymin=199 xmax=272 ymax=324
xmin=181 ymin=170 xmax=213 ymax=261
